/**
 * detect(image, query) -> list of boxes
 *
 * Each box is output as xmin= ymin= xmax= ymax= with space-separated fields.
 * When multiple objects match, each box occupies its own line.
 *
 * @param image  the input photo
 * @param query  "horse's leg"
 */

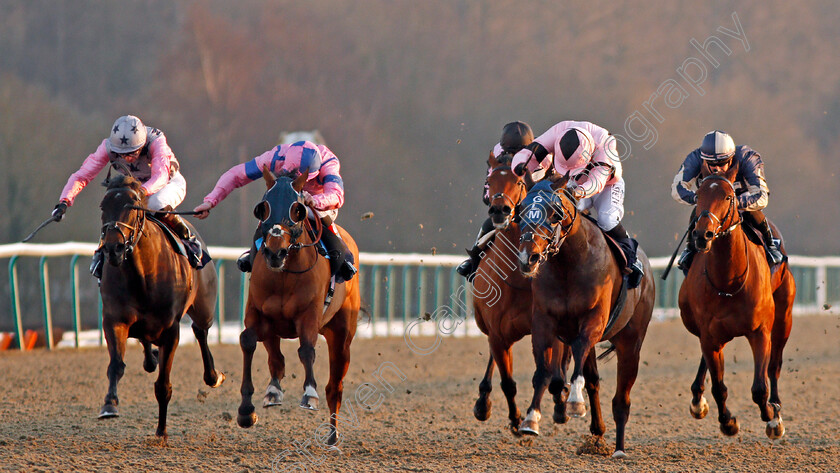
xmin=582 ymin=347 xmax=605 ymax=435
xmin=141 ymin=339 xmax=158 ymax=373
xmin=611 ymin=332 xmax=644 ymax=458
xmin=100 ymin=321 xmax=129 ymax=418
xmin=153 ymin=324 xmax=179 ymax=438
xmin=473 ymin=354 xmax=494 ymax=422
xmin=689 ymin=357 xmax=709 ymax=419
xmin=702 ymin=340 xmax=739 ymax=436
xmin=746 ymin=328 xmax=785 ymax=439
xmin=519 ymin=315 xmax=556 ymax=436
xmin=237 ymin=325 xmax=259 ymax=428
xmin=263 ymin=334 xmax=286 ymax=408
xmin=566 ymin=335 xmax=597 ymax=419
xmin=188 ymin=300 xmax=225 ymax=388
xmin=489 ymin=338 xmax=522 ymax=433
xmin=298 ymin=321 xmax=320 ymax=411
xmin=322 ymin=317 xmax=353 ymax=448
xmin=548 ymin=340 xmax=571 ymax=425
xmin=766 ymin=271 xmax=794 ymax=439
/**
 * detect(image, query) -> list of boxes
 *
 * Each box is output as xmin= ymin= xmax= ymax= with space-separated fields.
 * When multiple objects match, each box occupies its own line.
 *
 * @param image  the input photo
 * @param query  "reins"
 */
xmin=100 ymin=187 xmax=146 ymax=256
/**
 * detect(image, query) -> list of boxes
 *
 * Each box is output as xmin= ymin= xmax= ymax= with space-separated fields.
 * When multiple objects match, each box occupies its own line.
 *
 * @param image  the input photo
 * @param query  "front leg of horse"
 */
xmin=519 ymin=329 xmax=554 ymax=436
xmin=298 ymin=339 xmax=319 ymax=410
xmin=690 ymin=357 xmax=709 ymax=419
xmin=153 ymin=325 xmax=179 ymax=438
xmin=703 ymin=345 xmax=739 ymax=436
xmin=100 ymin=322 xmax=128 ymax=418
xmin=263 ymin=335 xmax=286 ymax=408
xmin=548 ymin=341 xmax=571 ymax=425
xmin=237 ymin=327 xmax=259 ymax=428
xmin=490 ymin=341 xmax=523 ymax=433
xmin=582 ymin=348 xmax=605 ymax=436
xmin=141 ymin=340 xmax=158 ymax=373
xmin=473 ymin=355 xmax=494 ymax=422
xmin=747 ymin=331 xmax=784 ymax=439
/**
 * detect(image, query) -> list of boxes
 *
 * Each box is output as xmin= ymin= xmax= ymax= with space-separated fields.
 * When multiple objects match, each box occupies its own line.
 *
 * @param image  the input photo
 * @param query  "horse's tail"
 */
xmin=596 ymin=342 xmax=617 ymax=361
xmin=357 ymin=300 xmax=372 ymax=326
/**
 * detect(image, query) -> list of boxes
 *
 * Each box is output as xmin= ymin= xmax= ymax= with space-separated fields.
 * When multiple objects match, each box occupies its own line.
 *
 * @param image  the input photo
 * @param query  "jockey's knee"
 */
xmin=597 ymin=211 xmax=622 ymax=232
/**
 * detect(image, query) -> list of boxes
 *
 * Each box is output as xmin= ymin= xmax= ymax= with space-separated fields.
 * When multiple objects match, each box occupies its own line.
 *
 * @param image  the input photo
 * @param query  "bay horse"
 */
xmin=98 ymin=175 xmax=225 ymax=437
xmin=679 ymin=164 xmax=794 ymax=440
xmin=516 ymin=173 xmax=655 ymax=458
xmin=237 ymin=167 xmax=360 ymax=449
xmin=472 ymin=153 xmax=571 ymax=434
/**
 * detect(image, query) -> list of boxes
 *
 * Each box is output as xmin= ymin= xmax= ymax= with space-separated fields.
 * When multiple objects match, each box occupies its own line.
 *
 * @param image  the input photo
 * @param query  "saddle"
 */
xmin=146 ymin=214 xmax=210 ymax=269
xmin=740 ymin=215 xmax=785 ymax=275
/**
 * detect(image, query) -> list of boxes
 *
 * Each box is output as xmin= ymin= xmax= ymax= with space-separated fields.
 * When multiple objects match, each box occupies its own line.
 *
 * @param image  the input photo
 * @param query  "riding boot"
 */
xmin=319 ymin=219 xmax=357 ymax=283
xmin=237 ymin=227 xmax=261 ymax=273
xmin=90 ymin=248 xmax=104 ymax=279
xmin=156 ymin=209 xmax=204 ymax=267
xmin=456 ymin=218 xmax=495 ymax=279
xmin=605 ymin=224 xmax=644 ymax=289
xmin=755 ymin=218 xmax=785 ymax=265
xmin=677 ymin=210 xmax=698 ymax=274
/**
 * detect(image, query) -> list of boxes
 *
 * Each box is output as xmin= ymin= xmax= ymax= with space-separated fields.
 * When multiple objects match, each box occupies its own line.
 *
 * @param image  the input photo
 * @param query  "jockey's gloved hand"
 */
xmin=138 ymin=187 xmax=148 ymax=201
xmin=513 ymin=163 xmax=527 ymax=176
xmin=52 ymin=202 xmax=68 ymax=221
xmin=301 ymin=191 xmax=316 ymax=208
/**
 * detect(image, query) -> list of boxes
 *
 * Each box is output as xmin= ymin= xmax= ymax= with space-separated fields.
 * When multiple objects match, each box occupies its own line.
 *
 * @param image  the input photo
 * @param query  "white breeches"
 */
xmin=576 ymin=178 xmax=625 ymax=231
xmin=306 ymin=206 xmax=339 ymax=222
xmin=146 ymin=171 xmax=186 ymax=211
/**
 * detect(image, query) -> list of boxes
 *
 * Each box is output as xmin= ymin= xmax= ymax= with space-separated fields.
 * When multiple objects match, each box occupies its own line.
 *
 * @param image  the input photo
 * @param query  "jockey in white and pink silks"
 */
xmin=511 ymin=119 xmax=644 ymax=286
xmin=193 ymin=140 xmax=356 ymax=281
xmin=52 ymin=115 xmax=199 ymax=278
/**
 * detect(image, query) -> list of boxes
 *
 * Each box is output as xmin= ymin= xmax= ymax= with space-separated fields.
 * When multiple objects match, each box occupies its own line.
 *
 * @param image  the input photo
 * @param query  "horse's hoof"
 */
xmin=98 ymin=405 xmax=119 ymax=418
xmin=612 ymin=450 xmax=628 ymax=459
xmin=473 ymin=398 xmax=492 ymax=421
xmin=568 ymin=401 xmax=587 ymax=418
xmin=210 ymin=372 xmax=226 ymax=388
xmin=519 ymin=409 xmax=541 ymax=436
xmin=237 ymin=412 xmax=258 ymax=428
xmin=553 ymin=406 xmax=569 ymax=424
xmin=720 ymin=417 xmax=739 ymax=437
xmin=690 ymin=396 xmax=709 ymax=419
xmin=766 ymin=405 xmax=785 ymax=439
xmin=263 ymin=385 xmax=284 ymax=408
xmin=300 ymin=396 xmax=319 ymax=411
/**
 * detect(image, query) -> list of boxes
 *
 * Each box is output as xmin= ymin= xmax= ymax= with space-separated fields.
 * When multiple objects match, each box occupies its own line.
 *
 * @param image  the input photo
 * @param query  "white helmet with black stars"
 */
xmin=108 ymin=115 xmax=147 ymax=154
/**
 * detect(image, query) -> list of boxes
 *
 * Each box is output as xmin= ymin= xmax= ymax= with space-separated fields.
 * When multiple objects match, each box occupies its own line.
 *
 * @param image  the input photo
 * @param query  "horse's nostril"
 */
xmin=502 ymin=206 xmax=512 ymax=215
xmin=115 ymin=243 xmax=125 ymax=252
xmin=279 ymin=249 xmax=288 ymax=258
xmin=704 ymin=231 xmax=714 ymax=240
xmin=528 ymin=254 xmax=540 ymax=265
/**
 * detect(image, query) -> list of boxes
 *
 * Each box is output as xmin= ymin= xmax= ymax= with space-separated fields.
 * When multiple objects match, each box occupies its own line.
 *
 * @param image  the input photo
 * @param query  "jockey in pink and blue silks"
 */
xmin=193 ymin=140 xmax=357 ymax=282
xmin=511 ymin=119 xmax=644 ymax=287
xmin=53 ymin=115 xmax=199 ymax=278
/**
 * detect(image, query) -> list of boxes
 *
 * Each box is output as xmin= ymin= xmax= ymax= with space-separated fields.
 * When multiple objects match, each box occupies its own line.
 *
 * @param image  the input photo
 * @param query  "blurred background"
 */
xmin=2 ymin=0 xmax=838 ymax=256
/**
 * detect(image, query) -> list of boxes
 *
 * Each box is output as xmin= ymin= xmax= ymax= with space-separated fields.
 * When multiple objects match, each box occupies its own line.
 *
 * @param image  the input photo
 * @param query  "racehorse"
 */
xmin=678 ymin=164 xmax=794 ymax=440
xmin=472 ymin=153 xmax=571 ymax=434
xmin=98 ymin=175 xmax=225 ymax=437
xmin=236 ymin=167 xmax=361 ymax=449
xmin=516 ymin=173 xmax=655 ymax=458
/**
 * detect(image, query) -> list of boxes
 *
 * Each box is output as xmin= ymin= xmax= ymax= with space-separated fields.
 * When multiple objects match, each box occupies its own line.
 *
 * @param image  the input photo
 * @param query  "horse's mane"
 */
xmin=103 ymin=174 xmax=142 ymax=192
xmin=495 ymin=152 xmax=514 ymax=166
xmin=273 ymin=168 xmax=303 ymax=181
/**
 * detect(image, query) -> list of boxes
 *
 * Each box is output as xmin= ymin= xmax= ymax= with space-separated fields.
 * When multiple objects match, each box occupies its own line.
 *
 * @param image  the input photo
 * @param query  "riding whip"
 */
xmin=22 ymin=216 xmax=60 ymax=243
xmin=661 ymin=225 xmax=691 ymax=280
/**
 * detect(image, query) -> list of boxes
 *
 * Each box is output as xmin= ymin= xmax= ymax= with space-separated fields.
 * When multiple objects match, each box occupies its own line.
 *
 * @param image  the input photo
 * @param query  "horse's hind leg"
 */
xmin=154 ymin=324 xmax=179 ymax=438
xmin=611 ymin=337 xmax=642 ymax=458
xmin=582 ymin=347 xmax=605 ymax=436
xmin=237 ymin=325 xmax=259 ymax=428
xmin=702 ymin=341 xmax=739 ymax=436
xmin=769 ymin=272 xmax=794 ymax=407
xmin=548 ymin=341 xmax=571 ymax=425
xmin=190 ymin=321 xmax=225 ymax=388
xmin=473 ymin=354 xmax=494 ymax=422
xmin=690 ymin=357 xmax=709 ymax=419
xmin=322 ymin=318 xmax=353 ymax=448
xmin=519 ymin=316 xmax=557 ymax=436
xmin=489 ymin=338 xmax=522 ymax=433
xmin=188 ymin=287 xmax=225 ymax=388
xmin=748 ymin=327 xmax=786 ymax=439
xmin=263 ymin=335 xmax=286 ymax=408
xmin=100 ymin=321 xmax=129 ymax=418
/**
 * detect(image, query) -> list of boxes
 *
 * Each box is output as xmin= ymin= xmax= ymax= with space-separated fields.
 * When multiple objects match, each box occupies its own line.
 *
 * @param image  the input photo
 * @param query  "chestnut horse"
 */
xmin=517 ymin=174 xmax=655 ymax=458
xmin=98 ymin=175 xmax=225 ymax=437
xmin=237 ymin=167 xmax=361 ymax=449
xmin=472 ymin=153 xmax=571 ymax=434
xmin=679 ymin=166 xmax=794 ymax=440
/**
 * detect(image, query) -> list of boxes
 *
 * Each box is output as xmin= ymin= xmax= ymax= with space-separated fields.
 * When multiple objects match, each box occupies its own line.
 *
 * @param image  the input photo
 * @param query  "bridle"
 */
xmin=100 ymin=187 xmax=146 ymax=261
xmin=519 ymin=187 xmax=579 ymax=266
xmin=488 ymin=165 xmax=527 ymax=226
xmin=696 ymin=175 xmax=748 ymax=297
xmin=258 ymin=182 xmax=324 ymax=274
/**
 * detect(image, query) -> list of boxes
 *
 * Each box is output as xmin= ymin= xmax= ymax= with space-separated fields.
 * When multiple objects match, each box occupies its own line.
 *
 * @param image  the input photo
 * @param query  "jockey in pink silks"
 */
xmin=53 ymin=115 xmax=199 ymax=278
xmin=193 ymin=140 xmax=357 ymax=282
xmin=511 ymin=119 xmax=644 ymax=287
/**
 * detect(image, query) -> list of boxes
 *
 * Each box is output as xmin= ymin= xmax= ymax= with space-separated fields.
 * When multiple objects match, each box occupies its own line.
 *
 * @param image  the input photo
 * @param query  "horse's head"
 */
xmin=517 ymin=173 xmax=576 ymax=276
xmin=254 ymin=166 xmax=309 ymax=272
xmin=99 ymin=175 xmax=147 ymax=267
xmin=692 ymin=162 xmax=741 ymax=253
xmin=486 ymin=152 xmax=527 ymax=229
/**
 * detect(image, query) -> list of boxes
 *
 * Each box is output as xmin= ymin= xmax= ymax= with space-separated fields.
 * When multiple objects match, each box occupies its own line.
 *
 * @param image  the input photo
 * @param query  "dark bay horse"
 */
xmin=679 ymin=165 xmax=794 ymax=440
xmin=98 ymin=175 xmax=225 ymax=437
xmin=472 ymin=153 xmax=571 ymax=434
xmin=237 ymin=167 xmax=361 ymax=449
xmin=516 ymin=174 xmax=655 ymax=458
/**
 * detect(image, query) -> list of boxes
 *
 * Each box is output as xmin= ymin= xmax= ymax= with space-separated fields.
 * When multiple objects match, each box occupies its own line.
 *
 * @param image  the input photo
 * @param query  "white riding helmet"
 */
xmin=556 ymin=127 xmax=595 ymax=170
xmin=108 ymin=115 xmax=147 ymax=154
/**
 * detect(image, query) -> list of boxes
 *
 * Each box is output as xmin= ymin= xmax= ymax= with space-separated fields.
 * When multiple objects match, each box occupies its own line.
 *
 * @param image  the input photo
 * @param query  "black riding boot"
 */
xmin=319 ymin=220 xmax=357 ymax=283
xmin=753 ymin=217 xmax=785 ymax=265
xmin=237 ymin=227 xmax=261 ymax=273
xmin=456 ymin=218 xmax=495 ymax=279
xmin=605 ymin=223 xmax=644 ymax=289
xmin=90 ymin=248 xmax=104 ymax=279
xmin=157 ymin=209 xmax=204 ymax=268
xmin=677 ymin=209 xmax=698 ymax=274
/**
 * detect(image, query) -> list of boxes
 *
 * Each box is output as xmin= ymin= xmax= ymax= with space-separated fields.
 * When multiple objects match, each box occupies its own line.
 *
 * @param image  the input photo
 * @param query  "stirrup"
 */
xmin=627 ymin=259 xmax=644 ymax=289
xmin=339 ymin=261 xmax=357 ymax=283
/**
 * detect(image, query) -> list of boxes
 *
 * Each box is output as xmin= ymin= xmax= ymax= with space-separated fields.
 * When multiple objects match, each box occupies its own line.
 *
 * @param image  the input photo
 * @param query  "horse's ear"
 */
xmin=262 ymin=165 xmax=276 ymax=189
xmin=254 ymin=201 xmax=269 ymax=221
xmin=523 ymin=168 xmax=535 ymax=190
xmin=550 ymin=172 xmax=570 ymax=191
xmin=487 ymin=152 xmax=498 ymax=168
xmin=292 ymin=167 xmax=309 ymax=193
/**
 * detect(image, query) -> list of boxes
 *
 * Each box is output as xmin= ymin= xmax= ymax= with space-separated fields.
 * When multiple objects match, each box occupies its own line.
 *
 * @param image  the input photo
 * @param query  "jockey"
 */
xmin=511 ymin=120 xmax=645 ymax=287
xmin=456 ymin=121 xmax=534 ymax=278
xmin=672 ymin=130 xmax=784 ymax=271
xmin=193 ymin=140 xmax=357 ymax=282
xmin=53 ymin=115 xmax=196 ymax=278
